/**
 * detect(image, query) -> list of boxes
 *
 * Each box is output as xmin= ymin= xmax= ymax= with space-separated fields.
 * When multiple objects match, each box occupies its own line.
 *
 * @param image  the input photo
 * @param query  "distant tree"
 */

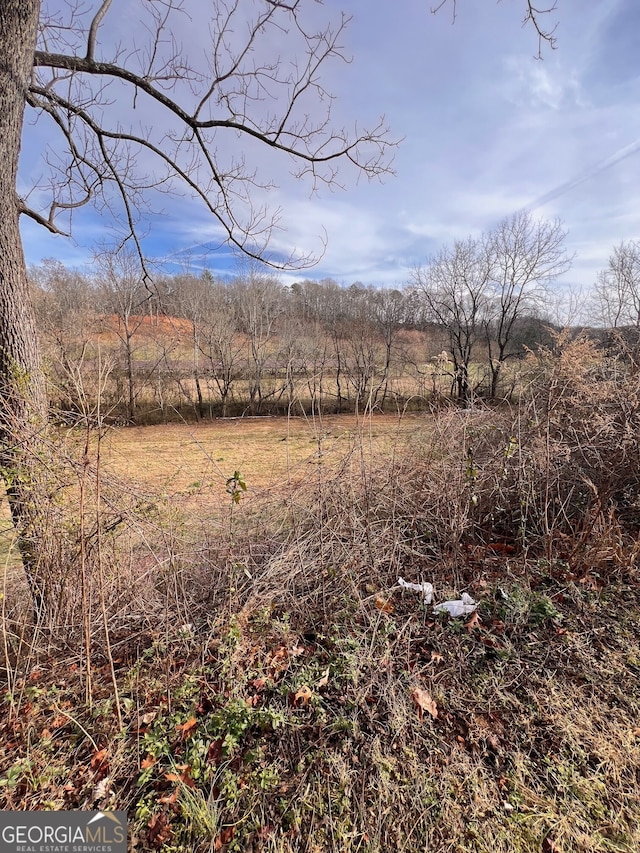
xmin=593 ymin=240 xmax=640 ymax=366
xmin=31 ymin=259 xmax=96 ymax=417
xmin=236 ymin=269 xmax=283 ymax=414
xmin=199 ymin=283 xmax=245 ymax=418
xmin=411 ymin=238 xmax=491 ymax=405
xmin=593 ymin=241 xmax=640 ymax=330
xmin=342 ymin=287 xmax=381 ymax=412
xmin=95 ymin=250 xmax=151 ymax=423
xmin=483 ymin=212 xmax=570 ymax=398
xmin=371 ymin=288 xmax=407 ymax=408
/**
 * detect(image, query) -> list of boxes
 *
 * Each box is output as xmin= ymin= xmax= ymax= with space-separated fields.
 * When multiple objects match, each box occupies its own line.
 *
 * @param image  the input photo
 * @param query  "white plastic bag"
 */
xmin=434 ymin=592 xmax=477 ymax=618
xmin=397 ymin=577 xmax=434 ymax=605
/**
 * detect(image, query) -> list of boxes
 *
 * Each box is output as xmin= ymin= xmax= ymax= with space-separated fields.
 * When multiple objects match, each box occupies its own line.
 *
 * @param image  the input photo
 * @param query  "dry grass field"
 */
xmin=96 ymin=412 xmax=424 ymax=516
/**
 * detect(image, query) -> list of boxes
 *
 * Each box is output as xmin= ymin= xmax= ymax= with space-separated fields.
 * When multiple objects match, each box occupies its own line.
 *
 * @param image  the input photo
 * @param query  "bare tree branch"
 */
xmin=432 ymin=1 xmax=559 ymax=56
xmin=86 ymin=0 xmax=112 ymax=62
xmin=26 ymin=0 xmax=396 ymax=271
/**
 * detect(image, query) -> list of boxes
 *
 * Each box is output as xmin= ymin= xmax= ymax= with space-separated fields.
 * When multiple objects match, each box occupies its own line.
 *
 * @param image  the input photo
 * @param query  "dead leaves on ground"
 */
xmin=147 ymin=811 xmax=173 ymax=848
xmin=374 ymin=594 xmax=394 ymax=614
xmin=176 ymin=716 xmax=197 ymax=739
xmin=294 ymin=685 xmax=313 ymax=706
xmin=411 ymin=687 xmax=438 ymax=722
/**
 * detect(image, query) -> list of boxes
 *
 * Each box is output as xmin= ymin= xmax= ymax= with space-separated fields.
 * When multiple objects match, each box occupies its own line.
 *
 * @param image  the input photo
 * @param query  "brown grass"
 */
xmin=95 ymin=412 xmax=424 ymax=515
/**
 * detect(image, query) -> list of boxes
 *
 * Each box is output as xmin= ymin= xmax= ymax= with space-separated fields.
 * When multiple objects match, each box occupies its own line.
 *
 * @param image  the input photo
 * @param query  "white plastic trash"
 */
xmin=434 ymin=593 xmax=477 ymax=618
xmin=397 ymin=577 xmax=434 ymax=605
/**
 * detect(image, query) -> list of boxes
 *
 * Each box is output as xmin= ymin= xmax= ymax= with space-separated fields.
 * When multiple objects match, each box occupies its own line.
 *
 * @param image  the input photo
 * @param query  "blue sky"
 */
xmin=20 ymin=0 xmax=640 ymax=299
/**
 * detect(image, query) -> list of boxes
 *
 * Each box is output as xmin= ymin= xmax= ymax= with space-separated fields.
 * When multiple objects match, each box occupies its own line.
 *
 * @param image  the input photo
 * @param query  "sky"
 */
xmin=19 ymin=0 xmax=640 ymax=302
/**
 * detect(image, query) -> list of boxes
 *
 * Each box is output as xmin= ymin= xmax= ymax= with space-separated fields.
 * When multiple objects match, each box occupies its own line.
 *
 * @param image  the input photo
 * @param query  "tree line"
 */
xmin=21 ymin=212 xmax=569 ymax=420
xmin=32 ymin=211 xmax=640 ymax=424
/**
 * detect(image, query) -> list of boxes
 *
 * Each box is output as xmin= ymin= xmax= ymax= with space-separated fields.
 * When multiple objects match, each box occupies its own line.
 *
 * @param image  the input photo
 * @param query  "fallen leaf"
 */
xmin=316 ymin=667 xmax=330 ymax=688
xmin=294 ymin=685 xmax=313 ymax=706
xmin=411 ymin=687 xmax=438 ymax=722
xmin=207 ymin=738 xmax=224 ymax=765
xmin=542 ymin=837 xmax=561 ymax=853
xmin=270 ymin=646 xmax=288 ymax=662
xmin=214 ymin=826 xmax=236 ymax=850
xmin=147 ymin=812 xmax=173 ymax=848
xmin=176 ymin=716 xmax=197 ymax=738
xmin=251 ymin=677 xmax=267 ymax=691
xmin=91 ymin=748 xmax=109 ymax=771
xmin=92 ymin=778 xmax=111 ymax=801
xmin=374 ymin=594 xmax=394 ymax=614
xmin=158 ymin=790 xmax=179 ymax=805
xmin=466 ymin=611 xmax=482 ymax=632
xmin=141 ymin=755 xmax=157 ymax=770
xmin=430 ymin=651 xmax=443 ymax=665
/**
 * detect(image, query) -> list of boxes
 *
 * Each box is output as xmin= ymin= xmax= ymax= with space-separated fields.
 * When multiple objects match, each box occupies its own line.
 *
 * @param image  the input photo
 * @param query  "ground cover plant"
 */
xmin=1 ymin=336 xmax=640 ymax=852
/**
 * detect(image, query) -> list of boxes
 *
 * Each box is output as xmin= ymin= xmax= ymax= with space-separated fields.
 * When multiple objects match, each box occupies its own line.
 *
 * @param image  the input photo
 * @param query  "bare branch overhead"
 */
xmin=432 ymin=0 xmax=559 ymax=57
xmin=27 ymin=0 xmax=397 ymax=270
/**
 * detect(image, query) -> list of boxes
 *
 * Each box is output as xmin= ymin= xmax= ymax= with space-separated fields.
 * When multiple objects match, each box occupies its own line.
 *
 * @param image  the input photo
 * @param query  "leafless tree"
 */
xmin=198 ymin=281 xmax=246 ymax=418
xmin=31 ymin=259 xmax=96 ymax=417
xmin=236 ymin=268 xmax=283 ymax=414
xmin=593 ymin=241 xmax=640 ymax=330
xmin=411 ymin=238 xmax=492 ymax=405
xmin=483 ymin=211 xmax=570 ymax=398
xmin=593 ymin=240 xmax=640 ymax=366
xmin=1 ymin=0 xmax=394 ymax=609
xmin=95 ymin=249 xmax=152 ymax=423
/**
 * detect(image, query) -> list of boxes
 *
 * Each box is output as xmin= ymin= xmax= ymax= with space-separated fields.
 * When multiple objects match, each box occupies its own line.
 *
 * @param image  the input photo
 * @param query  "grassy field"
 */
xmin=2 ymin=342 xmax=640 ymax=853
xmin=97 ymin=412 xmax=424 ymax=515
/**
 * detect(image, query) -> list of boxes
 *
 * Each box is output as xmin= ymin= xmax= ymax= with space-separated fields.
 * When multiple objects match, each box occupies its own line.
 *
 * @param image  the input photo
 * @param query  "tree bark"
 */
xmin=0 ymin=0 xmax=50 ymax=614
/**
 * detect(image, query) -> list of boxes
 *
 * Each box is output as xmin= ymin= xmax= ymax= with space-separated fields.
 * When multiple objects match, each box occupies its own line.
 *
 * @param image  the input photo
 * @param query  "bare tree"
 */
xmin=199 ymin=282 xmax=245 ymax=418
xmin=1 ymin=0 xmax=394 ymax=608
xmin=593 ymin=240 xmax=640 ymax=366
xmin=411 ymin=238 xmax=491 ymax=405
xmin=95 ymin=250 xmax=151 ymax=423
xmin=483 ymin=211 xmax=570 ymax=398
xmin=31 ymin=259 xmax=96 ymax=417
xmin=371 ymin=288 xmax=407 ymax=408
xmin=593 ymin=241 xmax=640 ymax=330
xmin=236 ymin=269 xmax=283 ymax=414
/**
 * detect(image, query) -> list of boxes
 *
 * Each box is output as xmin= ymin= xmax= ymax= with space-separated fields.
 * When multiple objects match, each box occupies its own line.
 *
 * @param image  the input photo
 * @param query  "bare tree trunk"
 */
xmin=124 ymin=325 xmax=136 ymax=423
xmin=0 ymin=0 xmax=50 ymax=614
